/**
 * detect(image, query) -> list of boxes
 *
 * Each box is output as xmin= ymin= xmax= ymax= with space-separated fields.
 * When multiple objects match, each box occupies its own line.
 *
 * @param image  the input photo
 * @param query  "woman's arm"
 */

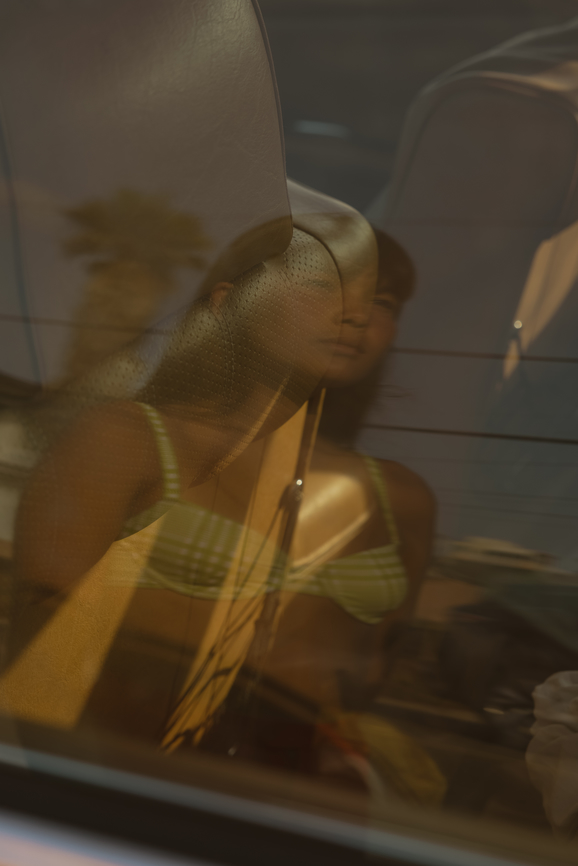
xmin=380 ymin=459 xmax=437 ymax=617
xmin=355 ymin=460 xmax=436 ymax=695
xmin=14 ymin=403 xmax=162 ymax=595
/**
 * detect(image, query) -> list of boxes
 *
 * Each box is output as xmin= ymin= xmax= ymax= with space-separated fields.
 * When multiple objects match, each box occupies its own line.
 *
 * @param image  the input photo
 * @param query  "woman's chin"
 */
xmin=321 ymin=359 xmax=365 ymax=389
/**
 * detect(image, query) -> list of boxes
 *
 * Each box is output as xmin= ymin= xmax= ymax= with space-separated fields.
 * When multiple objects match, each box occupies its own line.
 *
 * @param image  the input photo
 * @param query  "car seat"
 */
xmin=368 ymin=17 xmax=578 ymax=555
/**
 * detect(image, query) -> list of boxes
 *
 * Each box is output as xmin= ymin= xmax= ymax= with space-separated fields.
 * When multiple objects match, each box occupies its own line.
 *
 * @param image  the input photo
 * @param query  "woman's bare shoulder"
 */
xmin=374 ymin=458 xmax=436 ymax=522
xmin=50 ymin=400 xmax=157 ymax=474
xmin=63 ymin=400 xmax=150 ymax=439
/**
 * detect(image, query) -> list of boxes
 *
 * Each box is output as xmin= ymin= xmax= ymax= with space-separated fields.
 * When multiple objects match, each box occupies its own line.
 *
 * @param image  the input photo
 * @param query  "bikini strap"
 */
xmin=135 ymin=402 xmax=181 ymax=502
xmin=361 ymin=455 xmax=400 ymax=546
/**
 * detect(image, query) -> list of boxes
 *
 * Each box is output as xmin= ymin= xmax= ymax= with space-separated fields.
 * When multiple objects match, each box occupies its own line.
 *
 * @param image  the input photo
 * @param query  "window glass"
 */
xmin=2 ymin=1 xmax=578 ymax=863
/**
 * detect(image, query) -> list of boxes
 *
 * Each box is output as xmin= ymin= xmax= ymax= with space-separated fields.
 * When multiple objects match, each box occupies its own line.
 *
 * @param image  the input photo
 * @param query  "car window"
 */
xmin=2 ymin=2 xmax=578 ymax=864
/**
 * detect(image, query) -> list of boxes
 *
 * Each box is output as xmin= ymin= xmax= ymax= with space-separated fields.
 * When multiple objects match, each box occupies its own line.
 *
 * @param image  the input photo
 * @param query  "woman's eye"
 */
xmin=373 ymin=296 xmax=397 ymax=313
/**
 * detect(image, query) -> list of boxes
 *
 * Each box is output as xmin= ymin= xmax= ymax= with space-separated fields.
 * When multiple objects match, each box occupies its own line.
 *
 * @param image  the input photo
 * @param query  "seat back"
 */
xmin=367 ymin=18 xmax=578 ymax=555
xmin=0 ymin=0 xmax=291 ymax=388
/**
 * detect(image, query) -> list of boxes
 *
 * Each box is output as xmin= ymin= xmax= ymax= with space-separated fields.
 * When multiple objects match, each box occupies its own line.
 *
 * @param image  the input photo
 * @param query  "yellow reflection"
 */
xmin=61 ymin=188 xmax=212 ymax=380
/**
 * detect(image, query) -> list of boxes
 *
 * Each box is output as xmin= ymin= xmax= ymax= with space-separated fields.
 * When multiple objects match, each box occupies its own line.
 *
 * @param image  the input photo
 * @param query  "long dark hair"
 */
xmin=318 ymin=229 xmax=415 ymax=446
xmin=138 ymin=229 xmax=331 ymax=421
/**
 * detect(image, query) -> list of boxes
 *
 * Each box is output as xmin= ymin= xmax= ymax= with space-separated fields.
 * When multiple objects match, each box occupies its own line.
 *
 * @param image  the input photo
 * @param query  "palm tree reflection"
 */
xmin=61 ymin=189 xmax=212 ymax=380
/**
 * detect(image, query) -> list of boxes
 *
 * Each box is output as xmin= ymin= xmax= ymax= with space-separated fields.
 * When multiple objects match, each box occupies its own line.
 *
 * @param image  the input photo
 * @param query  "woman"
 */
xmin=196 ymin=230 xmax=441 ymax=803
xmin=263 ymin=230 xmax=435 ymax=708
xmin=163 ymin=230 xmax=440 ymax=803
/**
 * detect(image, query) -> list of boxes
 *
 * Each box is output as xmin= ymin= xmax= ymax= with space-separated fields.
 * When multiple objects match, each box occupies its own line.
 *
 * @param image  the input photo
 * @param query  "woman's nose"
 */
xmin=339 ymin=268 xmax=375 ymax=329
xmin=341 ymin=304 xmax=371 ymax=328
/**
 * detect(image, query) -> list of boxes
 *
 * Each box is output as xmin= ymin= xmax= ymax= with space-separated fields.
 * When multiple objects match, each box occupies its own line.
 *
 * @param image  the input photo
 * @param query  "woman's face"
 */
xmin=254 ymin=231 xmax=343 ymax=377
xmin=321 ymin=279 xmax=400 ymax=387
xmin=217 ymin=231 xmax=342 ymax=440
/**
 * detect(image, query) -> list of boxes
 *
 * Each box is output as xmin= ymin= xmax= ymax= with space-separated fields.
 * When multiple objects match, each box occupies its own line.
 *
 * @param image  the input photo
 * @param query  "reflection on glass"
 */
xmin=5 ymin=2 xmax=578 ymax=863
xmin=61 ymin=189 xmax=213 ymax=381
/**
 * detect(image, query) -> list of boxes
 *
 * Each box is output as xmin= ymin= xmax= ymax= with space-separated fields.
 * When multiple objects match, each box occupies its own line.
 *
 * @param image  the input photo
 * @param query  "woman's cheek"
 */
xmin=371 ymin=314 xmax=397 ymax=356
xmin=361 ymin=324 xmax=393 ymax=365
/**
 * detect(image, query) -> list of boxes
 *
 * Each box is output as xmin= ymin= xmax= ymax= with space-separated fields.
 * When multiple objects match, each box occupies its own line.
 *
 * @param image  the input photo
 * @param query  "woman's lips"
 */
xmin=325 ymin=340 xmax=362 ymax=357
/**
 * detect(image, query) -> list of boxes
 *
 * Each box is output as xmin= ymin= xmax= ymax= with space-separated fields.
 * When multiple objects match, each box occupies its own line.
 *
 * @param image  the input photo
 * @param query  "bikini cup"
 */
xmin=119 ymin=404 xmax=409 ymax=624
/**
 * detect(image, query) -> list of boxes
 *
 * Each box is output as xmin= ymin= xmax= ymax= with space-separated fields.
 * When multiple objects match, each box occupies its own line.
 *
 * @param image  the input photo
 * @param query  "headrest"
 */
xmin=383 ymin=16 xmax=578 ymax=241
xmin=0 ymin=0 xmax=291 ymax=386
xmin=364 ymin=17 xmax=578 ymax=555
xmin=372 ymin=17 xmax=578 ymax=359
xmin=288 ymin=179 xmax=377 ymax=305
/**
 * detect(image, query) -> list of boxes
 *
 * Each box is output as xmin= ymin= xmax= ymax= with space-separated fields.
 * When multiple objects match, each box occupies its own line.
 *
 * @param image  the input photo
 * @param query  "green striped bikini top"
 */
xmin=120 ymin=404 xmax=408 ymax=625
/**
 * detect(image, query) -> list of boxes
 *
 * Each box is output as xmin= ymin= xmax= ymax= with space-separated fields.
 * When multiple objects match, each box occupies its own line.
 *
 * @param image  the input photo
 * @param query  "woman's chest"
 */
xmin=292 ymin=460 xmax=387 ymax=566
